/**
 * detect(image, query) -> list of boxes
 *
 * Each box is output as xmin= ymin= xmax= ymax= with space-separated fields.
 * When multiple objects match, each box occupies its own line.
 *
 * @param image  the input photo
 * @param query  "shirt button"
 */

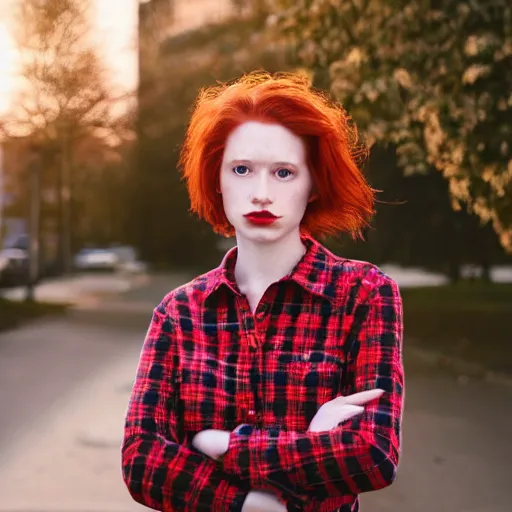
xmin=256 ymin=304 xmax=268 ymax=319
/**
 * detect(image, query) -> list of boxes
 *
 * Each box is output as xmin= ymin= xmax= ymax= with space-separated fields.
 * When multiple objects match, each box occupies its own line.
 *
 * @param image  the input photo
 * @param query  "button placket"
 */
xmin=254 ymin=301 xmax=273 ymax=427
xmin=238 ymin=292 xmax=275 ymax=427
xmin=236 ymin=297 xmax=259 ymax=421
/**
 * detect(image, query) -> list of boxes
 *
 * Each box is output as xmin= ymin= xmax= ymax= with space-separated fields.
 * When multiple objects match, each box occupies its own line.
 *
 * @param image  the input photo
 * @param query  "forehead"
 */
xmin=223 ymin=121 xmax=307 ymax=164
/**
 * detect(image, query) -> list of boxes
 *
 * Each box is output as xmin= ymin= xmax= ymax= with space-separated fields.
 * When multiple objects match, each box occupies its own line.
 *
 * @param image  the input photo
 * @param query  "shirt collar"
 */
xmin=204 ymin=235 xmax=341 ymax=304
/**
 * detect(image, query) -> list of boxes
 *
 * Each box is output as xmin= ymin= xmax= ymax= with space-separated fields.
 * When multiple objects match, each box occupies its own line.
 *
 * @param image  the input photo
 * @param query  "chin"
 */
xmin=236 ymin=226 xmax=292 ymax=245
xmin=242 ymin=232 xmax=278 ymax=244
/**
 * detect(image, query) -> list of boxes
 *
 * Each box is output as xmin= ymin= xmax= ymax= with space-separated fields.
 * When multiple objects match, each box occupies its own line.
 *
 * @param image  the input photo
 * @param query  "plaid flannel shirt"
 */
xmin=122 ymin=235 xmax=404 ymax=511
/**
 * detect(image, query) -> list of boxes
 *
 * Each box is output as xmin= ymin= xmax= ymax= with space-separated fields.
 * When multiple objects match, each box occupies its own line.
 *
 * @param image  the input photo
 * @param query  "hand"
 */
xmin=191 ymin=429 xmax=230 ymax=460
xmin=308 ymin=388 xmax=385 ymax=433
xmin=242 ymin=490 xmax=287 ymax=512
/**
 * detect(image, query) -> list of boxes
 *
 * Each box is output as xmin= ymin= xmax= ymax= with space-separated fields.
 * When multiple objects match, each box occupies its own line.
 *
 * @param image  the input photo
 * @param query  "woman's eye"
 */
xmin=233 ymin=165 xmax=250 ymax=176
xmin=276 ymin=168 xmax=293 ymax=179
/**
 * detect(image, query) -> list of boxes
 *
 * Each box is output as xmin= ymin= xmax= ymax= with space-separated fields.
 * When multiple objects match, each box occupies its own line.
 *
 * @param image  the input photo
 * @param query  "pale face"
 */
xmin=220 ymin=121 xmax=314 ymax=245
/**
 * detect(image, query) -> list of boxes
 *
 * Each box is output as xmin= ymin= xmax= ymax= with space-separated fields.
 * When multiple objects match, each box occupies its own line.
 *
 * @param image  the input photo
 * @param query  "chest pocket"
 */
xmin=263 ymin=352 xmax=343 ymax=431
xmin=178 ymin=358 xmax=239 ymax=438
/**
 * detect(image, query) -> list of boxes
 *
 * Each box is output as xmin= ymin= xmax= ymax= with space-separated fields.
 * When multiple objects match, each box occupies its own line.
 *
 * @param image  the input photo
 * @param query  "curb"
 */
xmin=407 ymin=345 xmax=512 ymax=388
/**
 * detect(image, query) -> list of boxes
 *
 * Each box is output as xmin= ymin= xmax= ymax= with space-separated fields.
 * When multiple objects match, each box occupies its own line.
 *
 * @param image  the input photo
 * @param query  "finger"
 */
xmin=310 ymin=405 xmax=365 ymax=432
xmin=342 ymin=389 xmax=385 ymax=406
xmin=337 ymin=404 xmax=365 ymax=422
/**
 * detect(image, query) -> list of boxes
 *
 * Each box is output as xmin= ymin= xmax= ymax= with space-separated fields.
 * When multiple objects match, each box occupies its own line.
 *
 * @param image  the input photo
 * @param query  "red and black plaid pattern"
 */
xmin=122 ymin=236 xmax=404 ymax=511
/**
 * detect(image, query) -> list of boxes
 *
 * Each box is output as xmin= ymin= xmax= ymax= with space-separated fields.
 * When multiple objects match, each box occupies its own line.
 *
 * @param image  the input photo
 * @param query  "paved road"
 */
xmin=362 ymin=357 xmax=512 ymax=511
xmin=1 ymin=280 xmax=511 ymax=511
xmin=0 ymin=319 xmax=147 ymax=512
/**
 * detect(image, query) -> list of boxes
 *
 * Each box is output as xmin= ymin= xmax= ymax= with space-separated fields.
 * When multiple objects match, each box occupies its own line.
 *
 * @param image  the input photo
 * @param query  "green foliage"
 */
xmin=270 ymin=0 xmax=512 ymax=252
xmin=324 ymin=145 xmax=510 ymax=278
xmin=402 ymin=282 xmax=512 ymax=374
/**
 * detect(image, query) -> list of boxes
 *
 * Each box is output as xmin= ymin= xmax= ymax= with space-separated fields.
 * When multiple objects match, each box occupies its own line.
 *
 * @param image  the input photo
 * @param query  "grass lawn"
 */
xmin=0 ymin=297 xmax=68 ymax=333
xmin=402 ymin=282 xmax=512 ymax=374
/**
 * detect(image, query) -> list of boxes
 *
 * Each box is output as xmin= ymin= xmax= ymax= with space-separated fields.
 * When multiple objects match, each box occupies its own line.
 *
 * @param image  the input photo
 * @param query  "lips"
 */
xmin=243 ymin=210 xmax=281 ymax=225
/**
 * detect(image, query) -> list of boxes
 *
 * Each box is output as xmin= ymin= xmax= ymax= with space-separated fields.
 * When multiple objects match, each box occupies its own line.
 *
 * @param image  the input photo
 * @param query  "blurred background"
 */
xmin=0 ymin=0 xmax=511 ymax=511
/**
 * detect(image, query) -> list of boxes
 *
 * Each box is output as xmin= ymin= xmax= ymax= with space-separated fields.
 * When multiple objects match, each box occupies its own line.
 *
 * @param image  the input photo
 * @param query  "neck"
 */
xmin=234 ymin=231 xmax=306 ymax=295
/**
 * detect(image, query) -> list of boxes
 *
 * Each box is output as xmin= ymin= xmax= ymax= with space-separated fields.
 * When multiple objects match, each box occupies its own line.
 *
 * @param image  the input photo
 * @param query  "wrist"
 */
xmin=222 ymin=424 xmax=257 ymax=475
xmin=191 ymin=429 xmax=230 ymax=460
xmin=242 ymin=491 xmax=286 ymax=512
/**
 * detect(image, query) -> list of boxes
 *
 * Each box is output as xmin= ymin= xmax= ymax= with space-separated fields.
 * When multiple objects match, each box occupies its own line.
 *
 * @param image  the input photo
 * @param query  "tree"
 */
xmin=269 ymin=0 xmax=512 ymax=252
xmin=0 ymin=0 xmax=133 ymax=273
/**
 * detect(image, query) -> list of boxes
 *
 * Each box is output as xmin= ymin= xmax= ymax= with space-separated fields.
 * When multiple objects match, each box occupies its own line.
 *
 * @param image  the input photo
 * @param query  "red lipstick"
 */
xmin=243 ymin=210 xmax=281 ymax=226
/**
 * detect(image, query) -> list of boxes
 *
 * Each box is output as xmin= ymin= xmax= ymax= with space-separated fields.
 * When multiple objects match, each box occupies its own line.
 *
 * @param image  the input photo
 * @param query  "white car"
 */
xmin=74 ymin=246 xmax=148 ymax=273
xmin=74 ymin=248 xmax=120 ymax=272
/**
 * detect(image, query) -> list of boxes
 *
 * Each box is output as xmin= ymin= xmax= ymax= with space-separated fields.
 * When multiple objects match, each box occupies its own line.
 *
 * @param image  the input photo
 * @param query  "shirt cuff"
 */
xmin=209 ymin=473 xmax=249 ymax=512
xmin=223 ymin=489 xmax=249 ymax=512
xmin=222 ymin=424 xmax=255 ymax=478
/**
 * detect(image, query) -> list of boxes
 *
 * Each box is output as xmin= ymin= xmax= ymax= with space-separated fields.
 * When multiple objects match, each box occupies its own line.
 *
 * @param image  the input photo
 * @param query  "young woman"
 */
xmin=122 ymin=71 xmax=404 ymax=512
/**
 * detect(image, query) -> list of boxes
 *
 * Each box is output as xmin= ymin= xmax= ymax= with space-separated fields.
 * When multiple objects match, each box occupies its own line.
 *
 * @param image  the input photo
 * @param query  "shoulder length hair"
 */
xmin=179 ymin=71 xmax=375 ymax=239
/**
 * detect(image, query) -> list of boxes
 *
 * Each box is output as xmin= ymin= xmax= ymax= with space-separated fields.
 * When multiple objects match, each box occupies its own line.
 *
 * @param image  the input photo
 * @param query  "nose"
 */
xmin=251 ymin=173 xmax=272 ymax=206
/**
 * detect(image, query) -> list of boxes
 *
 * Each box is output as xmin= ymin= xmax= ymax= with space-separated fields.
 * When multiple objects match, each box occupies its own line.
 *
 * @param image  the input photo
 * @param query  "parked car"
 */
xmin=2 ymin=233 xmax=59 ymax=278
xmin=73 ymin=245 xmax=148 ymax=273
xmin=73 ymin=248 xmax=120 ymax=272
xmin=110 ymin=245 xmax=148 ymax=274
xmin=0 ymin=248 xmax=30 ymax=288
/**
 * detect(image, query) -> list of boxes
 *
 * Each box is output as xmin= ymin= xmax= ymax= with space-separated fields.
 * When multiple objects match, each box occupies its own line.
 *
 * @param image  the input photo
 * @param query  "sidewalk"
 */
xmin=0 ymin=340 xmax=148 ymax=512
xmin=380 ymin=263 xmax=512 ymax=287
xmin=3 ymin=265 xmax=511 ymax=304
xmin=0 ymin=272 xmax=151 ymax=305
xmin=0 ymin=273 xmax=193 ymax=512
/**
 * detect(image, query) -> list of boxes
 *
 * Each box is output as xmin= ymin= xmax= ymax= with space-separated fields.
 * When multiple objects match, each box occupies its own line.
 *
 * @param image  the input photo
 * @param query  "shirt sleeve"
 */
xmin=220 ymin=275 xmax=404 ymax=499
xmin=121 ymin=300 xmax=249 ymax=512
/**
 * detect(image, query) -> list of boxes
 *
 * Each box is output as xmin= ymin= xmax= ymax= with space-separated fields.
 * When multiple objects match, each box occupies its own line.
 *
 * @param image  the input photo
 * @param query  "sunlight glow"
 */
xmin=0 ymin=21 xmax=17 ymax=114
xmin=0 ymin=0 xmax=139 ymax=115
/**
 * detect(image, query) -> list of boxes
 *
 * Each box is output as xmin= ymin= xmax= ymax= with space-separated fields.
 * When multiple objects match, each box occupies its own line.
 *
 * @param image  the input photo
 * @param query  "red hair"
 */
xmin=179 ymin=71 xmax=375 ymax=238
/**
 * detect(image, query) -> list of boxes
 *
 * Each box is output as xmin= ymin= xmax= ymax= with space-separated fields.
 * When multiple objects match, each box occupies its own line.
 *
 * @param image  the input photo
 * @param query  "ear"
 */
xmin=308 ymin=192 xmax=319 ymax=203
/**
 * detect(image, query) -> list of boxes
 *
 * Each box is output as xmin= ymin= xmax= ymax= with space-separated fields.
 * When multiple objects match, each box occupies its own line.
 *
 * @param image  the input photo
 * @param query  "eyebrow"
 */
xmin=226 ymin=159 xmax=301 ymax=168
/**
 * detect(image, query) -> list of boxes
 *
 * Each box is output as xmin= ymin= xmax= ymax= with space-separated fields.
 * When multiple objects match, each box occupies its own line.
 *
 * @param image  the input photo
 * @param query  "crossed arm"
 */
xmin=192 ymin=389 xmax=385 ymax=511
xmin=121 ymin=278 xmax=404 ymax=511
xmin=122 ymin=305 xmax=251 ymax=511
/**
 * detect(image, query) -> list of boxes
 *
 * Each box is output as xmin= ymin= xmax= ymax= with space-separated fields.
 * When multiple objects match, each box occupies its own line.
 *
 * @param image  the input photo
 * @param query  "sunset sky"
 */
xmin=0 ymin=0 xmax=139 ymax=115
